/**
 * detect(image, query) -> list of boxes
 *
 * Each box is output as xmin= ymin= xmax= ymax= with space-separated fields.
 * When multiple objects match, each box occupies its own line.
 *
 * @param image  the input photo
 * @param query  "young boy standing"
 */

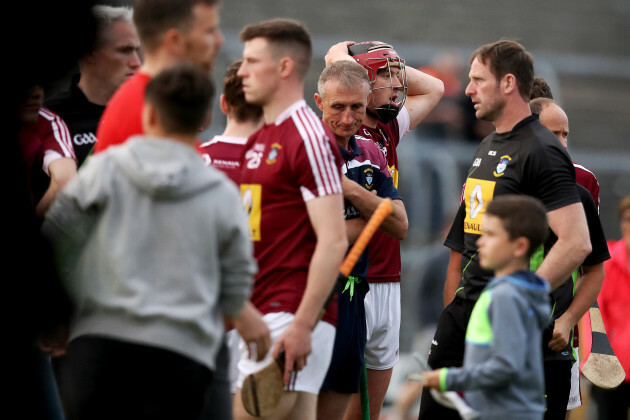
xmin=423 ymin=195 xmax=552 ymax=420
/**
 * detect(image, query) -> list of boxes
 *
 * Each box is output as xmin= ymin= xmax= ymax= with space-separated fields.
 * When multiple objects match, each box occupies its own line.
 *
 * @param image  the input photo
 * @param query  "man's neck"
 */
xmin=77 ymin=75 xmax=115 ymax=106
xmin=493 ymin=97 xmax=532 ymax=134
xmin=146 ymin=129 xmax=197 ymax=148
xmin=494 ymin=260 xmax=529 ymax=278
xmin=262 ymin=80 xmax=305 ymax=125
xmin=362 ymin=112 xmax=378 ymax=129
xmin=335 ymin=135 xmax=351 ymax=150
xmin=140 ymin=52 xmax=176 ymax=78
xmin=222 ymin=118 xmax=263 ymax=139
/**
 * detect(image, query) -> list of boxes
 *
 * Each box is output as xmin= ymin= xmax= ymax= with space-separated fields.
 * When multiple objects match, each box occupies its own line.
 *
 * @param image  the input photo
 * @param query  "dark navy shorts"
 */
xmin=320 ymin=277 xmax=369 ymax=394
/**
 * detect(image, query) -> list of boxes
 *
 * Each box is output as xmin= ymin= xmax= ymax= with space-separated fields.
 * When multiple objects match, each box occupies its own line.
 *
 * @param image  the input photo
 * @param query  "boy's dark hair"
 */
xmin=134 ymin=0 xmax=218 ymax=52
xmin=240 ymin=18 xmax=312 ymax=79
xmin=145 ymin=62 xmax=215 ymax=135
xmin=486 ymin=195 xmax=549 ymax=259
xmin=530 ymin=76 xmax=554 ymax=100
xmin=223 ymin=60 xmax=263 ymax=123
xmin=471 ymin=40 xmax=534 ymax=101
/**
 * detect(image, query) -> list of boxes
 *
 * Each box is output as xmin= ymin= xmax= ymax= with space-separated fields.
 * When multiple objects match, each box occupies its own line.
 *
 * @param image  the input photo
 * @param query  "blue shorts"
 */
xmin=320 ymin=276 xmax=369 ymax=393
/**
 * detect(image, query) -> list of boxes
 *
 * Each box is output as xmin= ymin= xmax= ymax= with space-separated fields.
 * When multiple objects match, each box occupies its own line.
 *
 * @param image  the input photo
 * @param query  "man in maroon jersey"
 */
xmin=325 ymin=40 xmax=444 ymax=419
xmin=197 ymin=59 xmax=269 ymax=405
xmin=233 ymin=19 xmax=348 ymax=420
xmin=18 ymin=84 xmax=77 ymax=219
xmin=198 ymin=59 xmax=263 ymax=184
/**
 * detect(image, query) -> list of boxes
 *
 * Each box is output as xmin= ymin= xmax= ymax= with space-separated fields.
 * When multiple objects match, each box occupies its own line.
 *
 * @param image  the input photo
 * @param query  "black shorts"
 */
xmin=60 ymin=335 xmax=212 ymax=420
xmin=320 ymin=277 xmax=369 ymax=394
xmin=543 ymin=360 xmax=572 ymax=420
xmin=418 ymin=296 xmax=476 ymax=420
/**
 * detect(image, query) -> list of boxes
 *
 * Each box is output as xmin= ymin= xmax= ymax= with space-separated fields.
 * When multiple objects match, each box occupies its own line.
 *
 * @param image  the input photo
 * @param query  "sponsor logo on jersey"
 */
xmin=473 ymin=158 xmax=482 ymax=167
xmin=266 ymin=142 xmax=282 ymax=165
xmin=464 ymin=178 xmax=497 ymax=234
xmin=73 ymin=132 xmax=97 ymax=146
xmin=493 ymin=155 xmax=512 ymax=177
xmin=364 ymin=167 xmax=374 ymax=189
xmin=488 ymin=150 xmax=497 ymax=156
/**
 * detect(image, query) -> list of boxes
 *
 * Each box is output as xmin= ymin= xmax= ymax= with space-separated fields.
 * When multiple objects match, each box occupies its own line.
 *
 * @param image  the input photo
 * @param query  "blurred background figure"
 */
xmin=589 ymin=194 xmax=630 ymax=420
xmin=46 ymin=4 xmax=141 ymax=167
xmin=415 ymin=51 xmax=493 ymax=142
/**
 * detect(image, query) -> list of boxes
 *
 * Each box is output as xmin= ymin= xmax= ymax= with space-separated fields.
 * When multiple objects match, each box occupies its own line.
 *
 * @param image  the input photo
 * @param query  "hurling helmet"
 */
xmin=348 ymin=41 xmax=407 ymax=123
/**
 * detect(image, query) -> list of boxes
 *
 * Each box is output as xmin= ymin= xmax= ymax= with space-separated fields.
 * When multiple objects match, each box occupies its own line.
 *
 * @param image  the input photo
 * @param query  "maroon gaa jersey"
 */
xmin=239 ymin=100 xmax=343 ymax=325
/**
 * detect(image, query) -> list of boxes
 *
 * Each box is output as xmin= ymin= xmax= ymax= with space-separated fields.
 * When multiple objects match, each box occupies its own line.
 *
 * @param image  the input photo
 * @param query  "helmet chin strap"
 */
xmin=367 ymin=104 xmax=400 ymax=124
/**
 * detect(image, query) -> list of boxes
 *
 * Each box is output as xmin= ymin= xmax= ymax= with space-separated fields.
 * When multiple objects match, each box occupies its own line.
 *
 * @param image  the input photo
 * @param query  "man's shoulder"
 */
xmin=45 ymin=88 xmax=74 ymax=111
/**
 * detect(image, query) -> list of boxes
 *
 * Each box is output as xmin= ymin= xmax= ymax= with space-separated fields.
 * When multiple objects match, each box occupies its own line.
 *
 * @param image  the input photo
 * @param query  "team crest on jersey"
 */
xmin=473 ymin=158 xmax=481 ymax=167
xmin=493 ymin=155 xmax=512 ymax=177
xmin=266 ymin=143 xmax=282 ymax=165
xmin=364 ymin=168 xmax=374 ymax=189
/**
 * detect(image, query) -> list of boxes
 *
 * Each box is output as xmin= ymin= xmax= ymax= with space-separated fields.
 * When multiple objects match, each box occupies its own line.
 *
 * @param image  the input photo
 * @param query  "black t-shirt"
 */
xmin=45 ymin=75 xmax=105 ymax=167
xmin=444 ymin=115 xmax=580 ymax=301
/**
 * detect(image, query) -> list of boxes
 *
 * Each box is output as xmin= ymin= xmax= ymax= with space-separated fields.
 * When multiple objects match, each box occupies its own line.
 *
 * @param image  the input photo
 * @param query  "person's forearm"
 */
xmin=561 ymin=263 xmax=604 ymax=327
xmin=536 ymin=238 xmax=591 ymax=290
xmin=343 ymin=179 xmax=407 ymax=239
xmin=346 ymin=218 xmax=365 ymax=245
xmin=406 ymin=66 xmax=444 ymax=98
xmin=444 ymin=250 xmax=462 ymax=307
xmin=294 ymin=233 xmax=347 ymax=328
xmin=539 ymin=203 xmax=592 ymax=290
xmin=404 ymin=66 xmax=445 ymax=129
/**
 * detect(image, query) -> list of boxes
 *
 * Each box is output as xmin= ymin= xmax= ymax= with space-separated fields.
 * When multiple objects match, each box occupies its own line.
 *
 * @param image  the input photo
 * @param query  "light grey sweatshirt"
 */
xmin=42 ymin=136 xmax=256 ymax=371
xmin=440 ymin=270 xmax=551 ymax=420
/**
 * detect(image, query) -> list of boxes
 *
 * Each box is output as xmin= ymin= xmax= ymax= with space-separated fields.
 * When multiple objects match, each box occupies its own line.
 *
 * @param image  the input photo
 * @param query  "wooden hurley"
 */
xmin=581 ymin=301 xmax=625 ymax=389
xmin=241 ymin=198 xmax=394 ymax=417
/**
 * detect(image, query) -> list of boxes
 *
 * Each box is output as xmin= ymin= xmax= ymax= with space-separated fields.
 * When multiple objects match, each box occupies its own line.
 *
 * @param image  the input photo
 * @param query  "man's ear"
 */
xmin=219 ymin=94 xmax=228 ymax=115
xmin=502 ymin=74 xmax=517 ymax=95
xmin=82 ymin=52 xmax=98 ymax=66
xmin=141 ymin=102 xmax=158 ymax=134
xmin=314 ymin=93 xmax=324 ymax=111
xmin=278 ymin=57 xmax=294 ymax=78
xmin=162 ymin=28 xmax=184 ymax=57
xmin=514 ymin=236 xmax=530 ymax=259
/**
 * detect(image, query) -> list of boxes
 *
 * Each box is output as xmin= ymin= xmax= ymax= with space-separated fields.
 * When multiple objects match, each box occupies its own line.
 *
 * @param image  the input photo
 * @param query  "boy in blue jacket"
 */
xmin=423 ymin=195 xmax=551 ymax=420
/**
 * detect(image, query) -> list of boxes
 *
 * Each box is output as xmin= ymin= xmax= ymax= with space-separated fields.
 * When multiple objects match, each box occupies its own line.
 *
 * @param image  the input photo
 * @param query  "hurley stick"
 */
xmin=581 ymin=300 xmax=625 ymax=389
xmin=241 ymin=198 xmax=394 ymax=417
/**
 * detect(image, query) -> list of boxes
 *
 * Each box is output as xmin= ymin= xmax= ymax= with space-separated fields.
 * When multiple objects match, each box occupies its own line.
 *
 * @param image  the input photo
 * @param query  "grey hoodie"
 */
xmin=42 ymin=136 xmax=256 ymax=371
xmin=441 ymin=270 xmax=551 ymax=420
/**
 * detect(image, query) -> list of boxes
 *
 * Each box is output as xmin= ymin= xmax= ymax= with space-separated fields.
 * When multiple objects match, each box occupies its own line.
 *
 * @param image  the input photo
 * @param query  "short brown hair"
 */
xmin=317 ymin=60 xmax=370 ymax=99
xmin=240 ymin=18 xmax=312 ymax=79
xmin=471 ymin=40 xmax=534 ymax=101
xmin=145 ymin=62 xmax=215 ymax=135
xmin=223 ymin=60 xmax=263 ymax=123
xmin=530 ymin=77 xmax=554 ymax=100
xmin=619 ymin=194 xmax=630 ymax=218
xmin=486 ymin=195 xmax=549 ymax=259
xmin=133 ymin=0 xmax=218 ymax=52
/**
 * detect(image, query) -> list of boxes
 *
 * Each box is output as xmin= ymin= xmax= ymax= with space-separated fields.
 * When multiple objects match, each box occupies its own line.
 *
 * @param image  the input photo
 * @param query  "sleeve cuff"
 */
xmin=439 ymin=367 xmax=449 ymax=392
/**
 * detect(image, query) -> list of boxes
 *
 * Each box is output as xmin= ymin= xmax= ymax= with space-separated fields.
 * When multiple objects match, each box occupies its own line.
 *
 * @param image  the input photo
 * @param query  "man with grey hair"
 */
xmin=46 ymin=4 xmax=141 ymax=166
xmin=314 ymin=60 xmax=408 ymax=420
